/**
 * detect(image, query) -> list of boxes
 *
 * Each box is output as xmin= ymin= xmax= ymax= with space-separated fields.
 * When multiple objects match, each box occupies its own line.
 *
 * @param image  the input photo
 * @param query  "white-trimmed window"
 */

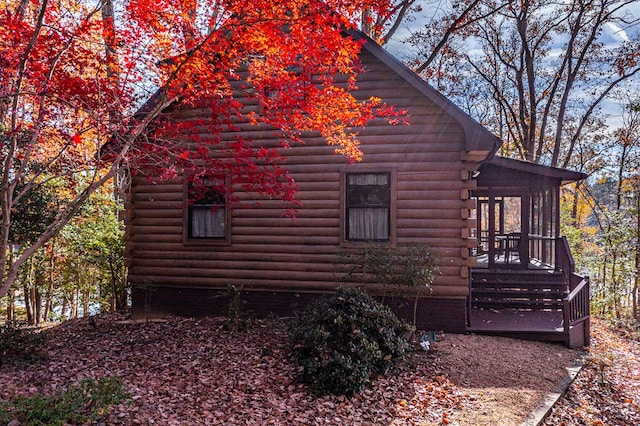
xmin=345 ymin=173 xmax=390 ymax=241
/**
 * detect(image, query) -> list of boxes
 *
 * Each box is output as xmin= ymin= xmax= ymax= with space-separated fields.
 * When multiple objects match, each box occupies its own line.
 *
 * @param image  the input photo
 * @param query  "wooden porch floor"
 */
xmin=468 ymin=308 xmax=566 ymax=342
xmin=475 ymin=253 xmax=554 ymax=270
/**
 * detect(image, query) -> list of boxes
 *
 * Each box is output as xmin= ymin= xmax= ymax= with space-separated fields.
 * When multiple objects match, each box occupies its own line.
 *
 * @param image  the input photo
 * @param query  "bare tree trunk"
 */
xmin=571 ymin=183 xmax=581 ymax=228
xmin=34 ymin=287 xmax=42 ymax=325
xmin=6 ymin=289 xmax=15 ymax=322
xmin=24 ymin=283 xmax=33 ymax=325
xmin=612 ymin=251 xmax=621 ymax=319
xmin=43 ymin=282 xmax=53 ymax=322
xmin=43 ymin=241 xmax=55 ymax=322
xmin=60 ymin=296 xmax=68 ymax=321
xmin=71 ymin=288 xmax=79 ymax=319
xmin=83 ymin=287 xmax=90 ymax=317
xmin=634 ymin=187 xmax=640 ymax=320
xmin=602 ymin=255 xmax=608 ymax=317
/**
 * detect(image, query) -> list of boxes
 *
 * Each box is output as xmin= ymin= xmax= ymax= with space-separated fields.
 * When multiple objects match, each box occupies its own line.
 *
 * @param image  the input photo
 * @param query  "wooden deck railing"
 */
xmin=562 ymin=274 xmax=590 ymax=346
xmin=564 ymin=275 xmax=590 ymax=323
xmin=556 ymin=236 xmax=575 ymax=284
xmin=557 ymin=237 xmax=591 ymax=347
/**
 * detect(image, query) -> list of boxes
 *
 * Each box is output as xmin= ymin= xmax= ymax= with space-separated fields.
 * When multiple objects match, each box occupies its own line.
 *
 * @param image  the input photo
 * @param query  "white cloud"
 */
xmin=602 ymin=22 xmax=630 ymax=44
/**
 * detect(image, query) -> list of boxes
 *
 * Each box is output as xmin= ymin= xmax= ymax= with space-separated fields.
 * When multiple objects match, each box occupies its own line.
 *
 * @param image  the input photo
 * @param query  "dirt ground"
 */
xmin=1 ymin=311 xmax=591 ymax=425
xmin=433 ymin=333 xmax=581 ymax=425
xmin=543 ymin=318 xmax=640 ymax=425
xmin=425 ymin=332 xmax=584 ymax=425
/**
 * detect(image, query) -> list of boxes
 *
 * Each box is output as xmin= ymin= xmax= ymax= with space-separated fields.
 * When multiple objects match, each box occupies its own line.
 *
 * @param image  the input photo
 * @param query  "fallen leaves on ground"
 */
xmin=544 ymin=318 xmax=640 ymax=425
xmin=1 ymin=311 xmax=584 ymax=425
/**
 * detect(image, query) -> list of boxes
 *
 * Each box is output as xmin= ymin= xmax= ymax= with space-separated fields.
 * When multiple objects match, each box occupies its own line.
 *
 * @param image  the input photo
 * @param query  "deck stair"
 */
xmin=471 ymin=270 xmax=568 ymax=311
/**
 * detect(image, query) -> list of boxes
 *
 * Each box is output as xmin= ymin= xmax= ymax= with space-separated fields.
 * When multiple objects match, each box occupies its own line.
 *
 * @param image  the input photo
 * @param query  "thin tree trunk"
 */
xmin=72 ymin=288 xmax=79 ymax=319
xmin=634 ymin=188 xmax=640 ymax=320
xmin=6 ymin=289 xmax=15 ymax=322
xmin=24 ymin=259 xmax=35 ymax=324
xmin=83 ymin=287 xmax=90 ymax=317
xmin=571 ymin=183 xmax=581 ymax=228
xmin=34 ymin=287 xmax=42 ymax=325
xmin=24 ymin=283 xmax=33 ymax=325
xmin=43 ymin=242 xmax=55 ymax=321
xmin=611 ymin=251 xmax=621 ymax=319
xmin=60 ymin=296 xmax=68 ymax=321
xmin=43 ymin=283 xmax=53 ymax=322
xmin=109 ymin=258 xmax=118 ymax=311
xmin=602 ymin=255 xmax=608 ymax=317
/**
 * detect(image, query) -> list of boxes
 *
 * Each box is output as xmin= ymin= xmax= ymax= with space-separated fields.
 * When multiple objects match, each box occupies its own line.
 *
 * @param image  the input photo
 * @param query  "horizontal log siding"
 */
xmin=126 ymin=48 xmax=480 ymax=311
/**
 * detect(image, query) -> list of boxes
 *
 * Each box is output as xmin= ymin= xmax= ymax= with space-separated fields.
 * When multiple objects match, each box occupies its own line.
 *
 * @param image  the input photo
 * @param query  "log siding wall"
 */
xmin=125 ymin=47 xmax=490 ymax=330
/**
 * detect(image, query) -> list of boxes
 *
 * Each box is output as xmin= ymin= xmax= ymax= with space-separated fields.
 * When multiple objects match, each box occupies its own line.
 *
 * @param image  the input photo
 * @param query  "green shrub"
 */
xmin=0 ymin=323 xmax=48 ymax=365
xmin=338 ymin=244 xmax=438 ymax=327
xmin=0 ymin=376 xmax=127 ymax=426
xmin=289 ymin=287 xmax=413 ymax=396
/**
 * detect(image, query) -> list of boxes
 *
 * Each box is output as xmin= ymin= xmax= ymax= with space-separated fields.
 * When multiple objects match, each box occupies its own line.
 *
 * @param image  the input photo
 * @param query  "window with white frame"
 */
xmin=345 ymin=173 xmax=390 ymax=241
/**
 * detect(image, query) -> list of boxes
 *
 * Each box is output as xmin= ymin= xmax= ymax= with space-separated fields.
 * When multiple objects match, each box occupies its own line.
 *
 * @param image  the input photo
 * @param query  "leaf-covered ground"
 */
xmin=0 ymin=311 xmax=610 ymax=425
xmin=544 ymin=318 xmax=640 ymax=425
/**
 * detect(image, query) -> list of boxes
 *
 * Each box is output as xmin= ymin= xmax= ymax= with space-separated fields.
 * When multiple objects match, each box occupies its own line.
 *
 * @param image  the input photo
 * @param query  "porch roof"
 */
xmin=481 ymin=157 xmax=587 ymax=186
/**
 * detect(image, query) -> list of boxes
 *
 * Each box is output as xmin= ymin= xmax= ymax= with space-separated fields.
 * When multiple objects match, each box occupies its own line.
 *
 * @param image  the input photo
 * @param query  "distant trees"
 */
xmin=1 ymin=184 xmax=124 ymax=324
xmin=584 ymin=102 xmax=640 ymax=321
xmin=560 ymin=101 xmax=640 ymax=322
xmin=406 ymin=0 xmax=640 ymax=170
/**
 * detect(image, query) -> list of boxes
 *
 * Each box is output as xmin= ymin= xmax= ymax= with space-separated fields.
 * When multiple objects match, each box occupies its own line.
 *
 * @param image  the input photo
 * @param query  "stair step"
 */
xmin=472 ymin=276 xmax=565 ymax=282
xmin=472 ymin=299 xmax=563 ymax=310
xmin=472 ymin=280 xmax=566 ymax=287
xmin=471 ymin=270 xmax=570 ymax=311
xmin=472 ymin=273 xmax=564 ymax=283
xmin=472 ymin=289 xmax=568 ymax=297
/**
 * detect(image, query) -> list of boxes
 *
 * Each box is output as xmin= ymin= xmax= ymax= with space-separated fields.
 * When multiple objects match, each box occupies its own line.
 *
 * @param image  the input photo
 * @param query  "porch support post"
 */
xmin=488 ymin=191 xmax=496 ymax=269
xmin=521 ymin=190 xmax=531 ymax=267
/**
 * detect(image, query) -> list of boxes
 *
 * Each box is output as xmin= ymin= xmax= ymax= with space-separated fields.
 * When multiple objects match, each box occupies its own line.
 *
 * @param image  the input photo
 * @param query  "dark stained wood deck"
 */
xmin=468 ymin=308 xmax=566 ymax=343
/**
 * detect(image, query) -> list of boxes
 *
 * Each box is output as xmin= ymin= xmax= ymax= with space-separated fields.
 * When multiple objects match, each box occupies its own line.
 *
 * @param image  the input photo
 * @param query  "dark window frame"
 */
xmin=183 ymin=178 xmax=231 ymax=245
xmin=341 ymin=169 xmax=397 ymax=246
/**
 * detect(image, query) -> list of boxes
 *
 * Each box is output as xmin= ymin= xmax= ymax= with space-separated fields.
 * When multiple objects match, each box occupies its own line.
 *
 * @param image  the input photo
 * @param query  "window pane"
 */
xmin=190 ymin=206 xmax=225 ymax=238
xmin=346 ymin=173 xmax=390 ymax=208
xmin=348 ymin=208 xmax=389 ymax=240
xmin=346 ymin=173 xmax=390 ymax=241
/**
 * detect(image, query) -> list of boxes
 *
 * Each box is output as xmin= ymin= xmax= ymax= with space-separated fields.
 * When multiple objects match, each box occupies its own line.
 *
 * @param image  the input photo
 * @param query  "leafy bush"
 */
xmin=0 ymin=323 xmax=48 ymax=365
xmin=289 ymin=287 xmax=413 ymax=396
xmin=0 ymin=376 xmax=127 ymax=426
xmin=339 ymin=244 xmax=438 ymax=326
xmin=340 ymin=244 xmax=437 ymax=295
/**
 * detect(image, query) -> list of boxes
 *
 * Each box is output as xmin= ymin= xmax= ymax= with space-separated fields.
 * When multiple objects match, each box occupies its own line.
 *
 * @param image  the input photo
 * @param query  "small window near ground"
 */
xmin=187 ymin=183 xmax=226 ymax=240
xmin=346 ymin=173 xmax=390 ymax=241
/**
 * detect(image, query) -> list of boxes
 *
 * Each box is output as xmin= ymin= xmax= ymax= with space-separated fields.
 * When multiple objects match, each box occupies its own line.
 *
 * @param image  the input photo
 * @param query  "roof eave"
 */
xmin=487 ymin=156 xmax=587 ymax=184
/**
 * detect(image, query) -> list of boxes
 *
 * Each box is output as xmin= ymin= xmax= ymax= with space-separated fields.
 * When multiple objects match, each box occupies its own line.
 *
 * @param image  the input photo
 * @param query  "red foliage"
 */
xmin=1 ymin=0 xmax=402 ymax=203
xmin=0 ymin=0 xmax=404 ymax=297
xmin=119 ymin=0 xmax=405 ymax=207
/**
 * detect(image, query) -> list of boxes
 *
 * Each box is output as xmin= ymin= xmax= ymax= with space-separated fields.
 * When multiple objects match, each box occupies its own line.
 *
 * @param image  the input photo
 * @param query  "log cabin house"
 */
xmin=124 ymin=31 xmax=590 ymax=347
